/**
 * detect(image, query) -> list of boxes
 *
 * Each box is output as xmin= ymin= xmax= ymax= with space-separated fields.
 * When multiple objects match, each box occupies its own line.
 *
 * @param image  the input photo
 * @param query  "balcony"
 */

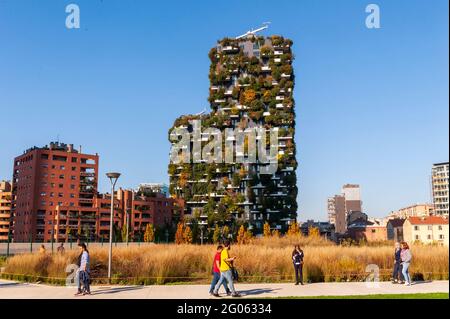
xmin=222 ymin=46 xmax=239 ymax=53
xmin=261 ymin=66 xmax=271 ymax=72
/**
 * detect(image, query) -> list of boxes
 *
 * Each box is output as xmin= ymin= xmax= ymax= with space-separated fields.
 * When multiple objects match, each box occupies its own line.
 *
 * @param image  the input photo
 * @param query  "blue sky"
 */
xmin=0 ymin=0 xmax=448 ymax=220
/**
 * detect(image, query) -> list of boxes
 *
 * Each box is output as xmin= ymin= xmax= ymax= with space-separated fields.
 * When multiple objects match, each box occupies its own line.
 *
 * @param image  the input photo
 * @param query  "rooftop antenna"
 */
xmin=236 ymin=22 xmax=271 ymax=40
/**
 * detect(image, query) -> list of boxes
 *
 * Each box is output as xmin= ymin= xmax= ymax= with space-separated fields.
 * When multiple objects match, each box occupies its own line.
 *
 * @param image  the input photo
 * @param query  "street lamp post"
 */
xmin=106 ymin=172 xmax=121 ymax=284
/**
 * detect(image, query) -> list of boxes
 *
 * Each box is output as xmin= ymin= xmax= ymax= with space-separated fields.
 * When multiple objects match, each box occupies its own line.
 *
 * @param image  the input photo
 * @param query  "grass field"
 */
xmin=277 ymin=293 xmax=449 ymax=299
xmin=1 ymin=236 xmax=448 ymax=285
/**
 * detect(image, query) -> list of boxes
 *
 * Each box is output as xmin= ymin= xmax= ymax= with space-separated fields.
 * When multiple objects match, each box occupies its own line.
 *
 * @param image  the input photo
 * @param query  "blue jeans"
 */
xmin=393 ymin=262 xmax=404 ymax=282
xmin=214 ymin=270 xmax=236 ymax=295
xmin=209 ymin=272 xmax=230 ymax=294
xmin=402 ymin=262 xmax=411 ymax=284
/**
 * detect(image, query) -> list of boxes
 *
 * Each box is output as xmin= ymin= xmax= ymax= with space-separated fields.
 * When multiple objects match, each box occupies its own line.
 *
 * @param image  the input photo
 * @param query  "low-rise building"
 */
xmin=347 ymin=218 xmax=387 ymax=242
xmin=387 ymin=218 xmax=405 ymax=242
xmin=53 ymin=188 xmax=182 ymax=242
xmin=403 ymin=216 xmax=449 ymax=246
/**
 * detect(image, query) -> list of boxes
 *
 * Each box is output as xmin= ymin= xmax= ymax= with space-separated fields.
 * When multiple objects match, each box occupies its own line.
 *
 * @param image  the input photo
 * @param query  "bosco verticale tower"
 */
xmin=168 ymin=31 xmax=297 ymax=234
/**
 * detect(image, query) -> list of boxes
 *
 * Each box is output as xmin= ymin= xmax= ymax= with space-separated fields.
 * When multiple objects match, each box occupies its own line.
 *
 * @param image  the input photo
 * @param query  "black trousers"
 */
xmin=294 ymin=264 xmax=303 ymax=284
xmin=393 ymin=262 xmax=404 ymax=282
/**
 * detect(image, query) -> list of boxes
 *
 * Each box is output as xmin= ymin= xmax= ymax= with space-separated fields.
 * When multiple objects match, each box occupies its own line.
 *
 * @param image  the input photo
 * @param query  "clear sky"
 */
xmin=0 ymin=0 xmax=448 ymax=221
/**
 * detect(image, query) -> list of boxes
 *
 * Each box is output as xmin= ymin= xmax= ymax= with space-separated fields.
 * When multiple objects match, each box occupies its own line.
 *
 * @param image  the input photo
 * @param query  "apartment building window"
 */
xmin=71 ymin=158 xmax=77 ymax=163
xmin=41 ymin=164 xmax=48 ymax=169
xmin=439 ymin=226 xmax=443 ymax=230
xmin=414 ymin=226 xmax=419 ymax=231
xmin=71 ymin=176 xmax=76 ymax=180
xmin=70 ymin=185 xmax=75 ymax=190
xmin=50 ymin=193 xmax=54 ymax=197
xmin=40 ymin=192 xmax=46 ymax=197
xmin=58 ymin=193 xmax=63 ymax=198
xmin=72 ymin=167 xmax=77 ymax=171
xmin=70 ymin=194 xmax=75 ymax=198
xmin=439 ymin=234 xmax=445 ymax=240
xmin=59 ymin=174 xmax=65 ymax=179
xmin=41 ymin=154 xmax=49 ymax=160
xmin=51 ymin=183 xmax=55 ymax=188
xmin=60 ymin=165 xmax=65 ymax=170
xmin=427 ymin=235 xmax=432 ymax=240
xmin=415 ymin=235 xmax=419 ymax=240
xmin=59 ymin=184 xmax=64 ymax=188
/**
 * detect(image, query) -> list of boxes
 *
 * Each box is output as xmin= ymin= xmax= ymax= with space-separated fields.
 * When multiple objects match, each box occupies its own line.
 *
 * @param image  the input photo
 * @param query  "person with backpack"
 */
xmin=209 ymin=245 xmax=231 ymax=296
xmin=212 ymin=240 xmax=241 ymax=298
xmin=292 ymin=245 xmax=304 ymax=285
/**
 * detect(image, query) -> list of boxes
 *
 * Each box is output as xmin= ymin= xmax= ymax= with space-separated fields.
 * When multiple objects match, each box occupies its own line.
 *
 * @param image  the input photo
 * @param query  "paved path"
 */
xmin=0 ymin=280 xmax=448 ymax=299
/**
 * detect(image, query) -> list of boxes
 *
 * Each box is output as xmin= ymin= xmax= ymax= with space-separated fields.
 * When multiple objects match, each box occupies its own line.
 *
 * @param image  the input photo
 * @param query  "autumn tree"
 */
xmin=183 ymin=225 xmax=193 ymax=244
xmin=287 ymin=221 xmax=300 ymax=237
xmin=308 ymin=226 xmax=320 ymax=238
xmin=237 ymin=225 xmax=246 ymax=244
xmin=144 ymin=224 xmax=155 ymax=243
xmin=175 ymin=222 xmax=184 ymax=244
xmin=263 ymin=222 xmax=272 ymax=237
xmin=222 ymin=225 xmax=230 ymax=239
xmin=272 ymin=229 xmax=280 ymax=238
xmin=212 ymin=224 xmax=220 ymax=244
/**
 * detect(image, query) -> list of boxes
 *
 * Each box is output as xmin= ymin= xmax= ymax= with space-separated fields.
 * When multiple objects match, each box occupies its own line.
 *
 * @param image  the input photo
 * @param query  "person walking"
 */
xmin=392 ymin=242 xmax=404 ymax=284
xmin=74 ymin=243 xmax=91 ymax=296
xmin=213 ymin=240 xmax=241 ymax=298
xmin=292 ymin=245 xmax=304 ymax=285
xmin=209 ymin=245 xmax=231 ymax=296
xmin=400 ymin=242 xmax=412 ymax=286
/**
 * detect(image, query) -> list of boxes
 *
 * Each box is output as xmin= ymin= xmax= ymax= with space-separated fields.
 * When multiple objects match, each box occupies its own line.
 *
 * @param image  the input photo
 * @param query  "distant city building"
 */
xmin=12 ymin=142 xmax=99 ymax=242
xmin=0 ymin=181 xmax=12 ymax=242
xmin=403 ymin=216 xmax=449 ymax=246
xmin=389 ymin=204 xmax=434 ymax=219
xmin=328 ymin=184 xmax=363 ymax=234
xmin=431 ymin=162 xmax=449 ymax=216
xmin=137 ymin=183 xmax=170 ymax=197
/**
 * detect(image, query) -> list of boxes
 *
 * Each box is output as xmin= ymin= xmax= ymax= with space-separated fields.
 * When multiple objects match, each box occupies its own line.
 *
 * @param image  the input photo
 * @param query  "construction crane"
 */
xmin=235 ymin=22 xmax=271 ymax=40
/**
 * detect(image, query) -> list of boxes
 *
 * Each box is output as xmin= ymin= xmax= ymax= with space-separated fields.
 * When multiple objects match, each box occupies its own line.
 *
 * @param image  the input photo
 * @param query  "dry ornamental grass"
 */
xmin=2 ymin=236 xmax=448 ymax=285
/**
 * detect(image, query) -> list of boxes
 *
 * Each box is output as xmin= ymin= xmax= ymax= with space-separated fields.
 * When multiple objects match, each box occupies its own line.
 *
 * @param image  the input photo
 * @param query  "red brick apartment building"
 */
xmin=12 ymin=142 xmax=183 ymax=243
xmin=12 ymin=142 xmax=99 ymax=242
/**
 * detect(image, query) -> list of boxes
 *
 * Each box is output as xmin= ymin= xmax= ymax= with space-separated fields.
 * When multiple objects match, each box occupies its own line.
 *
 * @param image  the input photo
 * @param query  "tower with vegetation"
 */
xmin=168 ymin=31 xmax=297 ymax=235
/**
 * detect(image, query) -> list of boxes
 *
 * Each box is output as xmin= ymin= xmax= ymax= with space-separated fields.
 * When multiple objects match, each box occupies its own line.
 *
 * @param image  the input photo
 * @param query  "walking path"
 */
xmin=0 ymin=280 xmax=448 ymax=299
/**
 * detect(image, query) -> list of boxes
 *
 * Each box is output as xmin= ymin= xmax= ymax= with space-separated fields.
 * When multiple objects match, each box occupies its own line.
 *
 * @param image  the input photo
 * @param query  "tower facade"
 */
xmin=169 ymin=35 xmax=297 ymax=233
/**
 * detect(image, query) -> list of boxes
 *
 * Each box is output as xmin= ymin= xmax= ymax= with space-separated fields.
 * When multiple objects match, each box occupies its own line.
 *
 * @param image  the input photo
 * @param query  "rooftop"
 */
xmin=408 ymin=216 xmax=449 ymax=225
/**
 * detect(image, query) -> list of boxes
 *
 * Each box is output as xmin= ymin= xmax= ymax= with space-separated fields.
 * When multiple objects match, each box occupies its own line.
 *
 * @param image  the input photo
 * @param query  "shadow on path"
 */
xmin=0 ymin=282 xmax=21 ymax=288
xmin=240 ymin=288 xmax=281 ymax=296
xmin=91 ymin=286 xmax=144 ymax=296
